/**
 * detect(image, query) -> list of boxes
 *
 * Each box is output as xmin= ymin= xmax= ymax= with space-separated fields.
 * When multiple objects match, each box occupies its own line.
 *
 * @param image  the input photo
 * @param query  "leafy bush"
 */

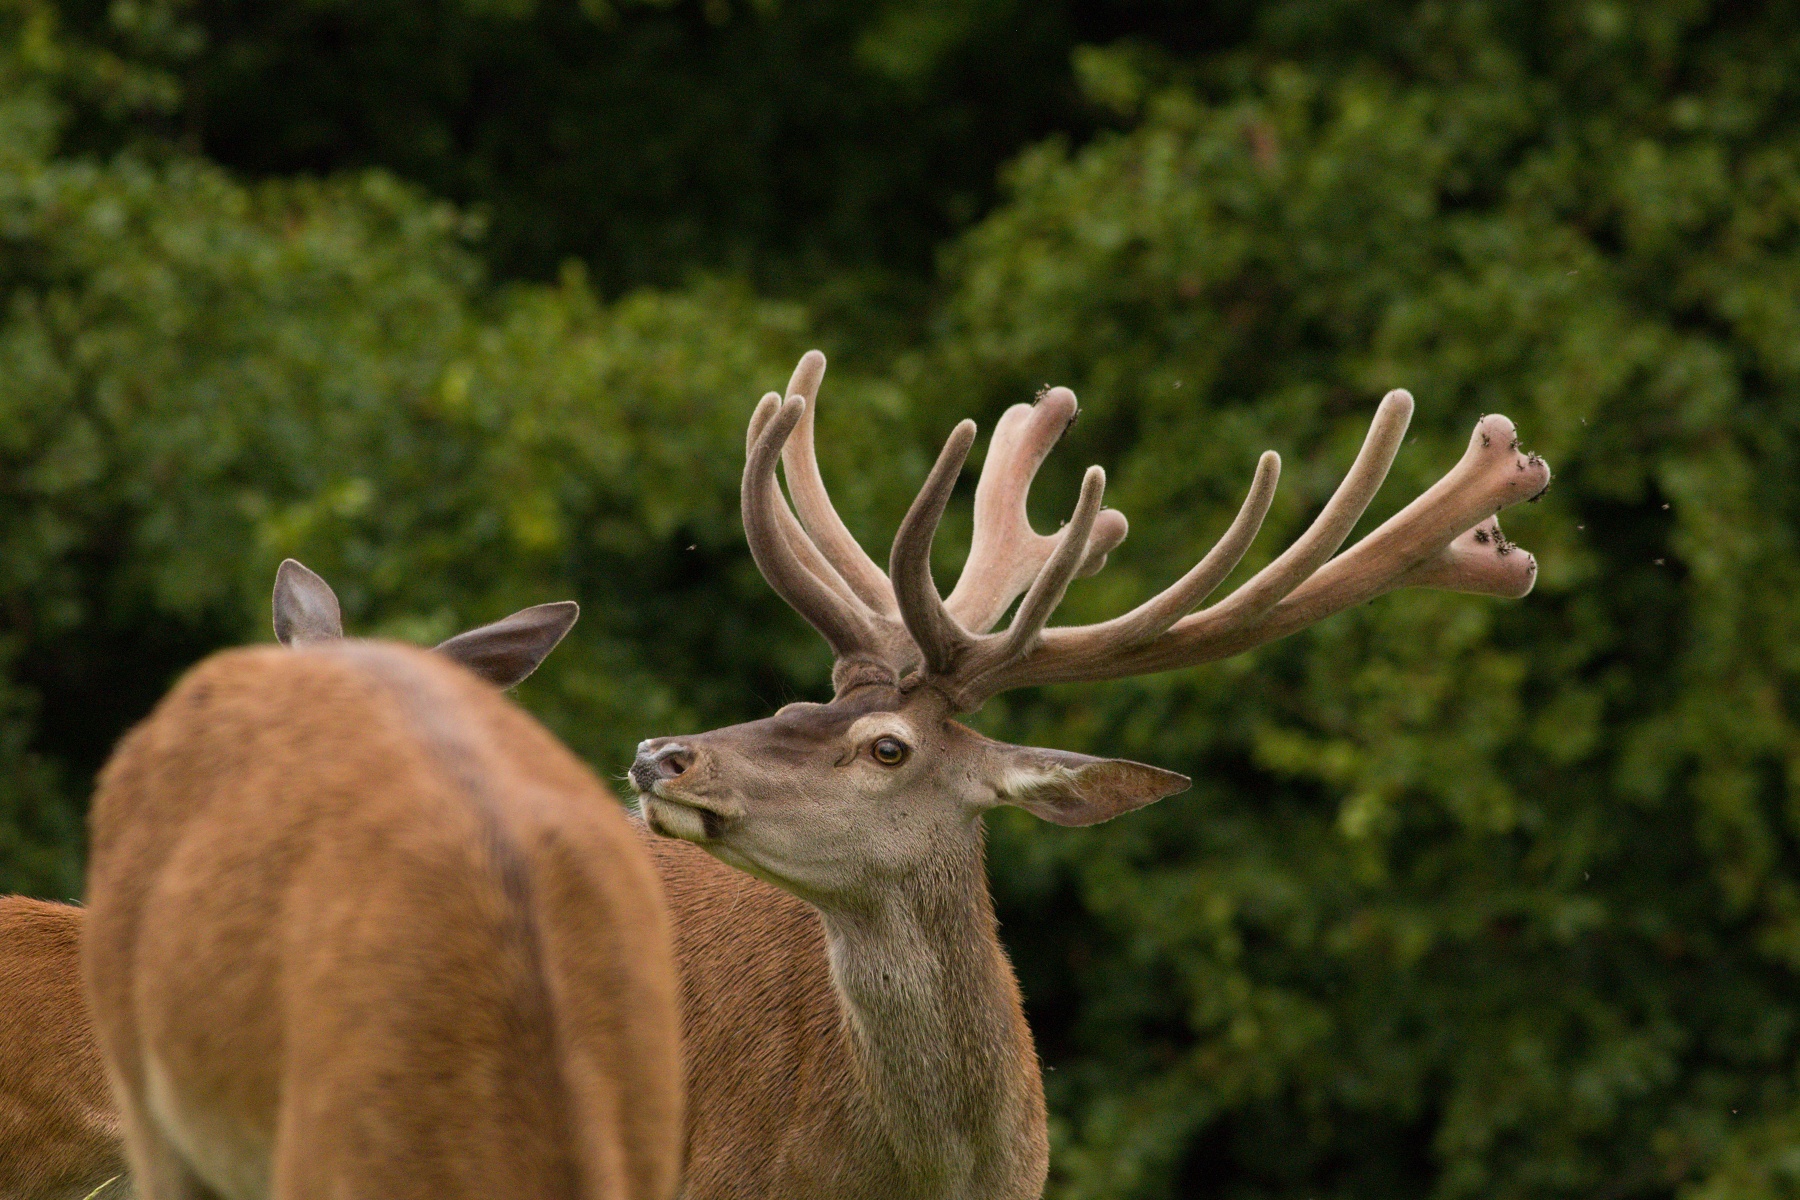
xmin=926 ymin=11 xmax=1800 ymax=1197
xmin=0 ymin=0 xmax=886 ymax=894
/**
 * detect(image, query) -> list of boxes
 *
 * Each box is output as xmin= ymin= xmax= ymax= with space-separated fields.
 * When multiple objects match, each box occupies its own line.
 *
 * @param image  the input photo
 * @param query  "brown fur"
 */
xmin=642 ymin=830 xmax=1047 ymax=1199
xmin=12 ymin=831 xmax=993 ymax=1200
xmin=82 ymin=643 xmax=682 ymax=1200
xmin=0 ymin=898 xmax=125 ymax=1200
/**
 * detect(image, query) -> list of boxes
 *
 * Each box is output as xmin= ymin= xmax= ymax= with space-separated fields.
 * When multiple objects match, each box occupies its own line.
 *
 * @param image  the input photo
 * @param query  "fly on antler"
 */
xmin=631 ymin=351 xmax=1549 ymax=1200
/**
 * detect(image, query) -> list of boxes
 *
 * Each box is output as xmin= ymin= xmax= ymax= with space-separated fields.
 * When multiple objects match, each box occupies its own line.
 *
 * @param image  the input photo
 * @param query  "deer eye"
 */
xmin=871 ymin=736 xmax=909 ymax=766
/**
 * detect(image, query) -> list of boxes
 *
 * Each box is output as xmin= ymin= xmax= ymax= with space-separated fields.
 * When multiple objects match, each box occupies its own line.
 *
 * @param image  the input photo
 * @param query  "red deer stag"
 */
xmin=631 ymin=351 xmax=1550 ymax=1200
xmin=2 ymin=561 xmax=589 ymax=1200
xmin=75 ymin=564 xmax=680 ymax=1200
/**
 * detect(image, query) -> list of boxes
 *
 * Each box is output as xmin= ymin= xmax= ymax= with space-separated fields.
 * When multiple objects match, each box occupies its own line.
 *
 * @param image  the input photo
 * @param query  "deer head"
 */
xmin=272 ymin=558 xmax=579 ymax=688
xmin=633 ymin=351 xmax=1549 ymax=907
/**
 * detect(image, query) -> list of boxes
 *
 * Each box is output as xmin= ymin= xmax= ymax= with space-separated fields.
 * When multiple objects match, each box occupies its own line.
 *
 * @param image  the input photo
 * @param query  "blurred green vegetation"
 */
xmin=6 ymin=0 xmax=1800 ymax=1196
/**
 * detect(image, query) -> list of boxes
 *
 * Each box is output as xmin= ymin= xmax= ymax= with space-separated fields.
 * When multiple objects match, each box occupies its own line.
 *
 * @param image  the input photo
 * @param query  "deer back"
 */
xmin=83 ymin=642 xmax=682 ymax=1200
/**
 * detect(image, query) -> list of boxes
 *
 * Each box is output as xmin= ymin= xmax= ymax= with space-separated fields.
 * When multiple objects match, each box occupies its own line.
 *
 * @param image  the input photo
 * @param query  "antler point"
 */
xmin=1033 ymin=387 xmax=1079 ymax=433
xmin=1381 ymin=388 xmax=1415 ymax=418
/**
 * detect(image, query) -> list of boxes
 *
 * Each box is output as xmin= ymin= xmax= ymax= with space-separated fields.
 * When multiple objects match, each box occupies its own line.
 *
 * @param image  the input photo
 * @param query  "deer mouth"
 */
xmin=639 ymin=789 xmax=734 ymax=843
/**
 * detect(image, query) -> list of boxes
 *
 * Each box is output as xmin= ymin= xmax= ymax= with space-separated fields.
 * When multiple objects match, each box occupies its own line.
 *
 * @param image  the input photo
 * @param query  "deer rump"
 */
xmin=82 ymin=642 xmax=682 ymax=1200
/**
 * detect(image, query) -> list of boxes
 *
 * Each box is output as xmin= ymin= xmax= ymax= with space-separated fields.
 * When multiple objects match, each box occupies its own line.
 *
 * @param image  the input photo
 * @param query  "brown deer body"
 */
xmin=59 ymin=559 xmax=677 ymax=1200
xmin=84 ymin=640 xmax=682 ymax=1200
xmin=631 ymin=352 xmax=1553 ymax=1200
xmin=1 ymin=564 xmax=590 ymax=1200
xmin=0 ymin=897 xmax=122 ymax=1200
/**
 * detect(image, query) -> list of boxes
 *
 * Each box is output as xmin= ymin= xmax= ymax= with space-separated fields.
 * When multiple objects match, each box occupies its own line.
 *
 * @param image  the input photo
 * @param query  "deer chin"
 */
xmin=638 ymin=789 xmax=734 ymax=844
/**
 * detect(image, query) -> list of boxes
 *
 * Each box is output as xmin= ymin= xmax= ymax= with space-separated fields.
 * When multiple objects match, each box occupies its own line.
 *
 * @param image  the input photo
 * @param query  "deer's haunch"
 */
xmin=84 ymin=642 xmax=681 ymax=1200
xmin=633 ymin=351 xmax=1550 ymax=1200
xmin=74 ymin=556 xmax=675 ymax=1200
xmin=0 ymin=564 xmax=586 ymax=1200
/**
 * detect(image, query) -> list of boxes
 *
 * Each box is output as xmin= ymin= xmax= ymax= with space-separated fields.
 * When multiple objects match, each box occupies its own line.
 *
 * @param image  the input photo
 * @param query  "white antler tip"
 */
xmin=1473 ymin=520 xmax=1539 ymax=596
xmin=1033 ymin=386 xmax=1079 ymax=431
xmin=1367 ymin=392 xmax=1414 ymax=447
xmin=1456 ymin=412 xmax=1552 ymax=508
xmin=746 ymin=391 xmax=783 ymax=450
xmin=785 ymin=351 xmax=828 ymax=407
xmin=1513 ymin=455 xmax=1552 ymax=499
xmin=1394 ymin=519 xmax=1539 ymax=598
xmin=1470 ymin=413 xmax=1518 ymax=453
xmin=1076 ymin=508 xmax=1129 ymax=579
xmin=1516 ymin=552 xmax=1539 ymax=596
xmin=937 ymin=419 xmax=979 ymax=474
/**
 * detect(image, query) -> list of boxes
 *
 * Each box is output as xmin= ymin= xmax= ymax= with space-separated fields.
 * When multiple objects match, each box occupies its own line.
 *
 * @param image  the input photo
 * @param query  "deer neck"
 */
xmin=814 ymin=821 xmax=1047 ymax=1200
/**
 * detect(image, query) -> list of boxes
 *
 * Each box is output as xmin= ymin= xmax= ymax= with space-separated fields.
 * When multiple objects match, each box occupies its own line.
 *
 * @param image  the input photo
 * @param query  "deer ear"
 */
xmin=434 ymin=602 xmax=579 ymax=688
xmin=273 ymin=559 xmax=344 ymax=646
xmin=984 ymin=743 xmax=1189 ymax=827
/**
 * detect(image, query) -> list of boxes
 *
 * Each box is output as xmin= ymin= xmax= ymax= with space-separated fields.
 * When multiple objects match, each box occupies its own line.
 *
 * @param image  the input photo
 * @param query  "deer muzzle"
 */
xmin=631 ymin=741 xmax=693 ymax=794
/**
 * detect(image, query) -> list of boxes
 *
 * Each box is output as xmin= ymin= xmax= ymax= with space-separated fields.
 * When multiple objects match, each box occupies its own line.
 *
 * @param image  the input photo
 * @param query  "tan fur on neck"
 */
xmin=643 ymin=822 xmax=1047 ymax=1200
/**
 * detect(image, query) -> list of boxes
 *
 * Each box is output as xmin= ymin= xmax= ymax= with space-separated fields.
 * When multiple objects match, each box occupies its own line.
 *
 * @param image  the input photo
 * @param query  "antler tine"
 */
xmin=743 ymin=394 xmax=880 ymax=660
xmin=890 ymin=420 xmax=979 ymax=676
xmin=746 ymin=392 xmax=874 ymax=613
xmin=1091 ymin=450 xmax=1283 ymax=648
xmin=1200 ymin=389 xmax=1414 ymax=626
xmin=1272 ymin=412 xmax=1549 ymax=623
xmin=1392 ymin=518 xmax=1537 ymax=596
xmin=777 ymin=351 xmax=899 ymax=616
xmin=976 ymin=403 xmax=1549 ymax=693
xmin=996 ymin=465 xmax=1108 ymax=662
xmin=944 ymin=388 xmax=1128 ymax=634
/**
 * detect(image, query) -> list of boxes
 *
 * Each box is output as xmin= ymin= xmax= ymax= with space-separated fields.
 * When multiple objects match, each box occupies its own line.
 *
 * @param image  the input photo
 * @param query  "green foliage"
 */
xmin=75 ymin=0 xmax=1200 ymax=308
xmin=0 ymin=0 xmax=889 ymax=893
xmin=7 ymin=0 xmax=1800 ymax=1197
xmin=928 ymin=6 xmax=1800 ymax=1197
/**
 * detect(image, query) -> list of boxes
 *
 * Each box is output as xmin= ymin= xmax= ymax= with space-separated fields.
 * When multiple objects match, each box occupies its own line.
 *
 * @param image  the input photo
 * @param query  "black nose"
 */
xmin=630 ymin=742 xmax=692 ymax=793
